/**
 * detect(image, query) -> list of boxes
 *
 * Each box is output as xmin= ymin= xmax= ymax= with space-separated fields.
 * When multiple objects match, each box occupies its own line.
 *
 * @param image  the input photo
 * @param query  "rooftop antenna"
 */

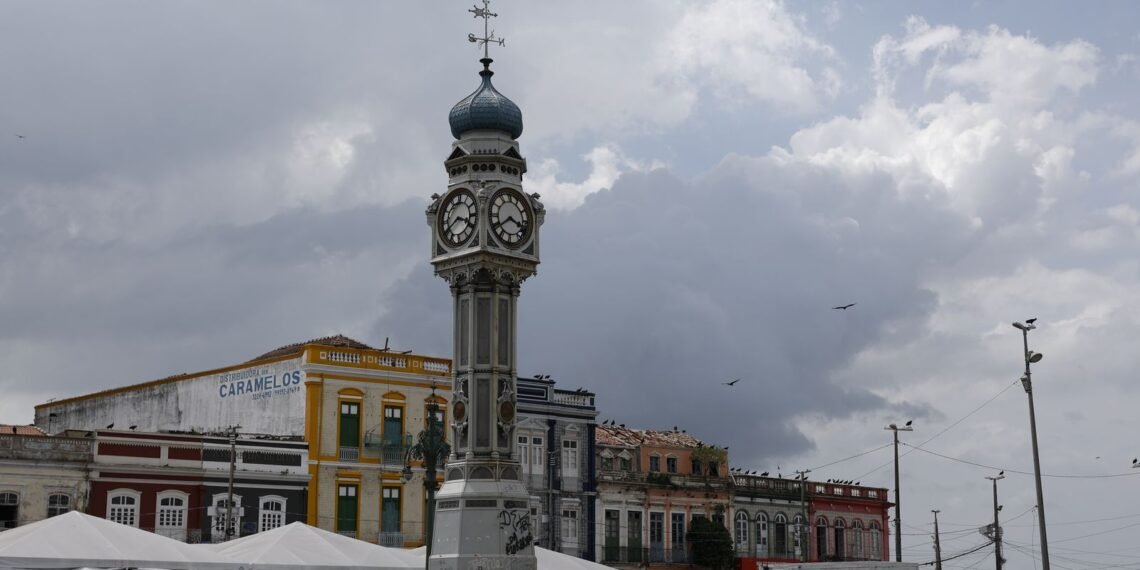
xmin=468 ymin=0 xmax=505 ymax=59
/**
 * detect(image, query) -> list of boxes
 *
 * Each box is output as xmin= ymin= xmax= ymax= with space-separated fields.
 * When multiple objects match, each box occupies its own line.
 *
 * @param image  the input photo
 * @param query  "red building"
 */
xmin=807 ymin=480 xmax=890 ymax=562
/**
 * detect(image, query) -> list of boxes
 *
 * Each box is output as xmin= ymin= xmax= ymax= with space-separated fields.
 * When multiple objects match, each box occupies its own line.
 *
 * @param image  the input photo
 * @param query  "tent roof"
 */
xmin=0 ymin=512 xmax=234 ymax=570
xmin=208 ymin=522 xmax=419 ymax=570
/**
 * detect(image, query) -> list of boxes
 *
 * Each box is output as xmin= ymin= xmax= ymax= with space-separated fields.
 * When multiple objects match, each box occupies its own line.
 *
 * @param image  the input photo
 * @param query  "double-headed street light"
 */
xmin=1012 ymin=319 xmax=1049 ymax=570
xmin=885 ymin=421 xmax=913 ymax=562
xmin=403 ymin=399 xmax=450 ymax=568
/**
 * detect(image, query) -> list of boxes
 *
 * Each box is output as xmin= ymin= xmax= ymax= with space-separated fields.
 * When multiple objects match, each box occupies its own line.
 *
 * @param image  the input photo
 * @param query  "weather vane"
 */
xmin=467 ymin=0 xmax=505 ymax=59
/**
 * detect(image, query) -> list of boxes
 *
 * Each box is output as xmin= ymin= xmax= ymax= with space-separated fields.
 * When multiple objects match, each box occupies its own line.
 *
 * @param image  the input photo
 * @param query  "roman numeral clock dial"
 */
xmin=490 ymin=189 xmax=531 ymax=247
xmin=440 ymin=190 xmax=477 ymax=247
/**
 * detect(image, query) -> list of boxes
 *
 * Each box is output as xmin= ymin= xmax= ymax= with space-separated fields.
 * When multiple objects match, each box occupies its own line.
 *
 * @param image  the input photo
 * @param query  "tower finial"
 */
xmin=467 ymin=0 xmax=505 ymax=60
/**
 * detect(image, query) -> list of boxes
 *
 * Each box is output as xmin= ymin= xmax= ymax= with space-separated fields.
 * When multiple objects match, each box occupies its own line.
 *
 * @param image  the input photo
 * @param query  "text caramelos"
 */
xmin=217 ymin=369 xmax=302 ymax=399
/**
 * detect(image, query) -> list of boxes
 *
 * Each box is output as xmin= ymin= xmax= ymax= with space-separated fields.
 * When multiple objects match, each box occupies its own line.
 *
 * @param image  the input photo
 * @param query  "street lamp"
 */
xmin=984 ymin=473 xmax=1005 ymax=570
xmin=884 ymin=421 xmax=913 ymax=562
xmin=1012 ymin=319 xmax=1050 ymax=570
xmin=403 ymin=399 xmax=450 ymax=568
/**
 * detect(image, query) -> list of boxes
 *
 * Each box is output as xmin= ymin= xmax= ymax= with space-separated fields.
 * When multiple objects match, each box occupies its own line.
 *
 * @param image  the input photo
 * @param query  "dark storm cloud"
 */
xmin=377 ymin=158 xmax=969 ymax=460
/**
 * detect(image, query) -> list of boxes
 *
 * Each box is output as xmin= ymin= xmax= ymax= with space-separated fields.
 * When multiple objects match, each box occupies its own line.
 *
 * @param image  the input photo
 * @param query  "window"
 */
xmin=210 ymin=494 xmax=243 ymax=542
xmin=381 ymin=487 xmax=400 ymax=533
xmin=815 ymin=485 xmax=826 ymax=492
xmin=561 ymin=508 xmax=579 ymax=542
xmin=707 ymin=461 xmax=719 ymax=477
xmin=756 ymin=513 xmax=768 ymax=556
xmin=562 ymin=440 xmax=579 ymax=476
xmin=666 ymin=456 xmax=678 ymax=474
xmin=816 ymin=517 xmax=828 ymax=560
xmin=531 ymin=437 xmax=545 ymax=476
xmin=869 ymin=521 xmax=882 ymax=560
xmin=852 ymin=519 xmax=864 ymax=559
xmin=793 ymin=515 xmax=805 ymax=558
xmin=851 ymin=488 xmax=861 ymax=497
xmin=649 ymin=454 xmax=661 ymax=472
xmin=107 ymin=490 xmax=139 ymax=528
xmin=620 ymin=455 xmax=632 ymax=471
xmin=156 ymin=492 xmax=188 ymax=540
xmin=772 ymin=513 xmax=788 ymax=557
xmin=383 ymin=405 xmax=403 ymax=447
xmin=601 ymin=455 xmax=614 ymax=470
xmin=518 ymin=436 xmax=530 ymax=468
xmin=604 ymin=510 xmax=620 ymax=554
xmin=337 ymin=484 xmax=358 ymax=536
xmin=628 ymin=511 xmax=643 ymax=553
xmin=691 ymin=459 xmax=702 ymax=475
xmin=834 ymin=519 xmax=846 ymax=559
xmin=734 ymin=511 xmax=750 ymax=550
xmin=868 ymin=490 xmax=878 ymax=498
xmin=669 ymin=513 xmax=685 ymax=551
xmin=650 ymin=512 xmax=665 ymax=546
xmin=47 ymin=493 xmax=70 ymax=518
xmin=833 ymin=486 xmax=843 ymax=495
xmin=339 ymin=402 xmax=361 ymax=461
xmin=0 ymin=492 xmax=18 ymax=529
xmin=260 ymin=496 xmax=286 ymax=532
xmin=427 ymin=406 xmax=445 ymax=441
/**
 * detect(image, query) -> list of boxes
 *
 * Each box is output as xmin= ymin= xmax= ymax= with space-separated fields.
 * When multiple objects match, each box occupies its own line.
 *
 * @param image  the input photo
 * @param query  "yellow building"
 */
xmin=34 ymin=334 xmax=452 ymax=545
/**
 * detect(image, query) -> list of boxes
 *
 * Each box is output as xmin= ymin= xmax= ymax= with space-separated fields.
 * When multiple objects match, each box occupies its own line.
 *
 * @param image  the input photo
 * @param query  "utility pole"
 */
xmin=1013 ymin=319 xmax=1049 ymax=570
xmin=931 ymin=510 xmax=942 ymax=570
xmin=225 ymin=425 xmax=241 ymax=541
xmin=884 ymin=421 xmax=913 ymax=562
xmin=795 ymin=469 xmax=811 ymax=562
xmin=986 ymin=473 xmax=1006 ymax=570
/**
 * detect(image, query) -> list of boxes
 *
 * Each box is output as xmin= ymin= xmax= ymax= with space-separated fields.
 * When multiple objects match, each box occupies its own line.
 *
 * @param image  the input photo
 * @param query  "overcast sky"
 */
xmin=4 ymin=1 xmax=1140 ymax=566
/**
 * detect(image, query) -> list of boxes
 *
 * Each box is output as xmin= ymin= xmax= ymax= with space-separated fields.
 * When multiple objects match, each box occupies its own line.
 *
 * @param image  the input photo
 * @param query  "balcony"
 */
xmin=337 ymin=530 xmax=357 ymax=539
xmin=601 ymin=546 xmax=648 ymax=565
xmin=339 ymin=447 xmax=360 ymax=463
xmin=379 ymin=530 xmax=423 ymax=547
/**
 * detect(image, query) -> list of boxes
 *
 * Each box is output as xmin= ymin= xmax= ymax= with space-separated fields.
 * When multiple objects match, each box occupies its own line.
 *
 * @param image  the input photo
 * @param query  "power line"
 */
xmin=902 ymin=443 xmax=1140 ymax=479
xmin=809 ymin=443 xmax=893 ymax=471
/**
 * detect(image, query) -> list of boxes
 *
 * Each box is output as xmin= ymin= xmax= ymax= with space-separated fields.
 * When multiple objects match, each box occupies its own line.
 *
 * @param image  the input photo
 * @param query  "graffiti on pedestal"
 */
xmin=498 ymin=508 xmax=533 ymax=555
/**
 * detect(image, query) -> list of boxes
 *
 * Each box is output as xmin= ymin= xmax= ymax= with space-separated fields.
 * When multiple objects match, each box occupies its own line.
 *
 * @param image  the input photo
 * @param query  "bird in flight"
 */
xmin=15 ymin=134 xmax=25 ymax=139
xmin=832 ymin=303 xmax=856 ymax=310
xmin=905 ymin=420 xmax=913 ymax=427
xmin=1026 ymin=318 xmax=1037 ymax=324
xmin=722 ymin=378 xmax=741 ymax=386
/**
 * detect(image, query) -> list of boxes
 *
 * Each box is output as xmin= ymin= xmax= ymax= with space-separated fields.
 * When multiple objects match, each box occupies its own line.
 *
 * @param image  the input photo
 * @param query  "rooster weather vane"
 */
xmin=468 ymin=0 xmax=505 ymax=58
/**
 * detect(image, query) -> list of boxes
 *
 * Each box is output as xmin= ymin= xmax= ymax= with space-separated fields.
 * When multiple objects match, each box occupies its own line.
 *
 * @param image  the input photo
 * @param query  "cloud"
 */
xmin=526 ymin=145 xmax=664 ymax=211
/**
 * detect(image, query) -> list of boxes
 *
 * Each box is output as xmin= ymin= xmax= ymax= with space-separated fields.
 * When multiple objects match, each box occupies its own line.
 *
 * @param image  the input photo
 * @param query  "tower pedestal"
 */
xmin=429 ymin=471 xmax=536 ymax=570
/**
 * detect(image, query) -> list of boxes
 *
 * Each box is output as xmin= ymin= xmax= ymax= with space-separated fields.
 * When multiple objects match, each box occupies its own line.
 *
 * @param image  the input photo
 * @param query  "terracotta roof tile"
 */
xmin=0 ymin=424 xmax=46 ymax=436
xmin=594 ymin=424 xmax=712 ymax=449
xmin=251 ymin=334 xmax=376 ymax=361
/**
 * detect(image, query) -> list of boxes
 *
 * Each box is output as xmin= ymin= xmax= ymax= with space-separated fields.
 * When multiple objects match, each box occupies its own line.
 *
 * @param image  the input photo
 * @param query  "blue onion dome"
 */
xmin=449 ymin=58 xmax=523 ymax=140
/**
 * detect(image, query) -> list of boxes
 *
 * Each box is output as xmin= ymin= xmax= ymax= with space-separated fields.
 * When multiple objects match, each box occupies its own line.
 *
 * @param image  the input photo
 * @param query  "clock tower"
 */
xmin=425 ymin=3 xmax=542 ymax=570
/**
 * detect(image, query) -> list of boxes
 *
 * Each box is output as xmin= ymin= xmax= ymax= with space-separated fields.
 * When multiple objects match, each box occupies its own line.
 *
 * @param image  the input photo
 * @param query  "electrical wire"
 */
xmin=901 ymin=443 xmax=1140 ymax=479
xmin=808 ymin=443 xmax=893 ymax=471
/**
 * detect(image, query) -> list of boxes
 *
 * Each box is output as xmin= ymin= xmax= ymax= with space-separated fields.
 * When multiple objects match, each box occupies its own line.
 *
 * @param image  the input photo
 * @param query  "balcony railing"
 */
xmin=380 ymin=444 xmax=407 ymax=466
xmin=379 ymin=530 xmax=422 ymax=547
xmin=339 ymin=446 xmax=359 ymax=463
xmin=337 ymin=530 xmax=357 ymax=539
xmin=601 ymin=542 xmax=688 ymax=565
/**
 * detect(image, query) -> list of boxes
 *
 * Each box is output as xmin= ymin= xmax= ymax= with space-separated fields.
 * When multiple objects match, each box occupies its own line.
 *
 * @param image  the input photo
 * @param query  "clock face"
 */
xmin=490 ymin=190 xmax=531 ymax=247
xmin=439 ymin=190 xmax=477 ymax=247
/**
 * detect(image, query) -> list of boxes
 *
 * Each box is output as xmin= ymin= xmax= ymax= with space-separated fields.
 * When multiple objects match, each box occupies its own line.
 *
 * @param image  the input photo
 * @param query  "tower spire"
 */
xmin=467 ymin=0 xmax=505 ymax=60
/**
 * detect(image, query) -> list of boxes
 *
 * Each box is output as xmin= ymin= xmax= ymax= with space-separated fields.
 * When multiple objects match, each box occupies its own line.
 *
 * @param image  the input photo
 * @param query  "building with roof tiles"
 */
xmin=594 ymin=424 xmax=732 ymax=567
xmin=32 ymin=335 xmax=452 ymax=546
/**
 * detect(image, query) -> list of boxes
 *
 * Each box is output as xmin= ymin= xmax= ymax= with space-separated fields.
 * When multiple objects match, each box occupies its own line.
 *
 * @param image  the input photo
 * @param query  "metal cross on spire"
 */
xmin=467 ymin=0 xmax=505 ymax=59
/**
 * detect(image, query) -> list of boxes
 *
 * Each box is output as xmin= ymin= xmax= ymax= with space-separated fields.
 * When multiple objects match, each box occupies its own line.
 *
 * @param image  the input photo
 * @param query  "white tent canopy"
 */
xmin=206 ymin=522 xmax=419 ymax=570
xmin=0 ymin=511 xmax=235 ymax=570
xmin=408 ymin=545 xmax=616 ymax=570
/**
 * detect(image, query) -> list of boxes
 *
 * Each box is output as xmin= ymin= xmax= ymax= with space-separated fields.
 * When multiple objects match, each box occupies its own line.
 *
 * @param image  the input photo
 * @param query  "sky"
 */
xmin=3 ymin=0 xmax=1140 ymax=566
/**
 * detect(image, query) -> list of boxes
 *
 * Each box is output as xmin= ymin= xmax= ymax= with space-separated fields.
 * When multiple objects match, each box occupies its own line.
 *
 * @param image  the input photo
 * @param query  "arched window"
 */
xmin=734 ymin=511 xmax=750 ymax=553
xmin=869 ymin=521 xmax=882 ymax=560
xmin=772 ymin=513 xmax=788 ymax=557
xmin=107 ymin=489 xmax=140 ymax=528
xmin=260 ymin=496 xmax=286 ymax=532
xmin=47 ymin=493 xmax=70 ymax=517
xmin=852 ymin=520 xmax=864 ymax=559
xmin=834 ymin=518 xmax=846 ymax=560
xmin=156 ymin=491 xmax=188 ymax=540
xmin=793 ymin=514 xmax=805 ymax=558
xmin=209 ymin=493 xmax=244 ymax=542
xmin=755 ymin=512 xmax=769 ymax=556
xmin=815 ymin=517 xmax=828 ymax=560
xmin=0 ymin=492 xmax=19 ymax=529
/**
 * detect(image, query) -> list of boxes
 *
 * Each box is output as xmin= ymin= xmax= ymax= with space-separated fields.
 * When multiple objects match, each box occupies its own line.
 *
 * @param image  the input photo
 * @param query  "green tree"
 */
xmin=687 ymin=516 xmax=735 ymax=570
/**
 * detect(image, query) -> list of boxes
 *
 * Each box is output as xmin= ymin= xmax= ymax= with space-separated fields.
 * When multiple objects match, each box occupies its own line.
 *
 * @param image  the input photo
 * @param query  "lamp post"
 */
xmin=985 ymin=473 xmax=1005 ymax=570
xmin=403 ymin=400 xmax=450 ymax=568
xmin=884 ymin=421 xmax=913 ymax=562
xmin=931 ymin=510 xmax=942 ymax=570
xmin=793 ymin=469 xmax=811 ymax=563
xmin=1012 ymin=319 xmax=1049 ymax=570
